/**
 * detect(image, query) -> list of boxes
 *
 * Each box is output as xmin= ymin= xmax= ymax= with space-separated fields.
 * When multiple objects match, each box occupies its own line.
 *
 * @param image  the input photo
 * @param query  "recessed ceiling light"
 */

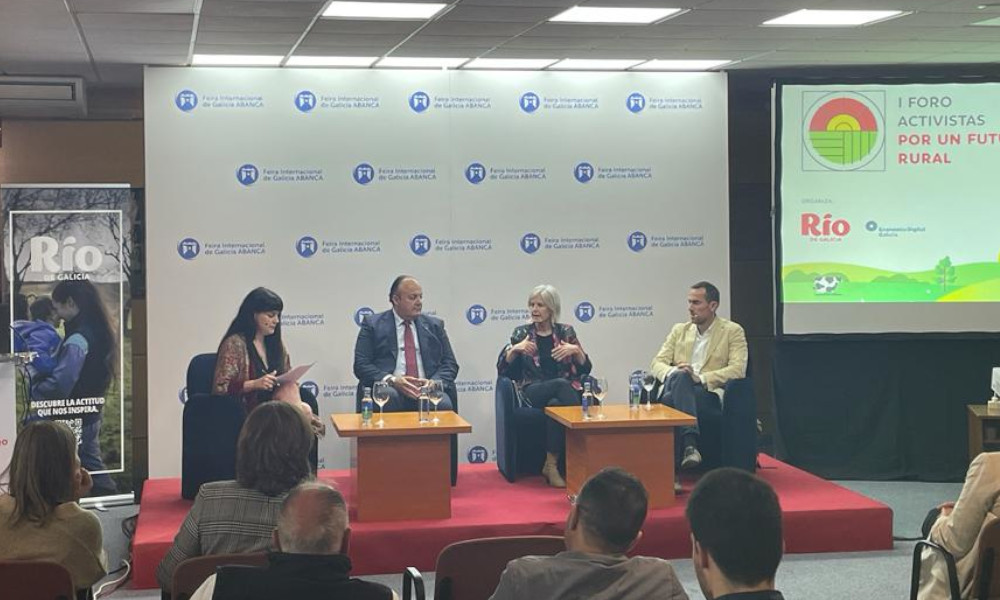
xmin=192 ymin=54 xmax=283 ymax=66
xmin=464 ymin=58 xmax=559 ymax=70
xmin=549 ymin=58 xmax=646 ymax=70
xmin=286 ymin=56 xmax=378 ymax=67
xmin=972 ymin=16 xmax=1000 ymax=25
xmin=762 ymin=9 xmax=907 ymax=27
xmin=631 ymin=59 xmax=732 ymax=71
xmin=323 ymin=1 xmax=448 ymax=20
xmin=550 ymin=6 xmax=685 ymax=24
xmin=376 ymin=57 xmax=469 ymax=69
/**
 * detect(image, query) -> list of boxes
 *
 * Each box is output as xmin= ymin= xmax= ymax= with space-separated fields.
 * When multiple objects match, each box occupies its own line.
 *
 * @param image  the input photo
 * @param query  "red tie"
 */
xmin=403 ymin=320 xmax=418 ymax=377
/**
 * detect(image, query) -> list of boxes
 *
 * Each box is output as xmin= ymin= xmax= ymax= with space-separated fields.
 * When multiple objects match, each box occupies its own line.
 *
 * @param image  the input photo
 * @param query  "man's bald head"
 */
xmin=276 ymin=482 xmax=349 ymax=554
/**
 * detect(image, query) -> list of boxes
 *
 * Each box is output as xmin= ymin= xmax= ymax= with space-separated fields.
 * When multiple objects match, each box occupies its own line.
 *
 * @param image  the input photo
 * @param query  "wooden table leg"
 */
xmin=565 ymin=427 xmax=676 ymax=508
xmin=354 ymin=434 xmax=452 ymax=521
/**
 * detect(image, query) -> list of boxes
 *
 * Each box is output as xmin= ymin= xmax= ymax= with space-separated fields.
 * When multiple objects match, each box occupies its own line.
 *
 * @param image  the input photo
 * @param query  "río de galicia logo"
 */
xmin=177 ymin=238 xmax=200 ymax=260
xmin=410 ymin=234 xmax=432 ymax=256
xmin=803 ymin=91 xmax=885 ymax=171
xmin=575 ymin=301 xmax=596 ymax=323
xmin=409 ymin=91 xmax=431 ymax=113
xmin=521 ymin=233 xmax=541 ymax=254
xmin=466 ymin=304 xmax=488 ymax=325
xmin=175 ymin=89 xmax=198 ymax=111
xmin=295 ymin=90 xmax=317 ymax=113
xmin=575 ymin=162 xmax=594 ymax=183
xmin=300 ymin=381 xmax=319 ymax=398
xmin=296 ymin=236 xmax=318 ymax=258
xmin=468 ymin=446 xmax=489 ymax=463
xmin=236 ymin=164 xmax=259 ymax=186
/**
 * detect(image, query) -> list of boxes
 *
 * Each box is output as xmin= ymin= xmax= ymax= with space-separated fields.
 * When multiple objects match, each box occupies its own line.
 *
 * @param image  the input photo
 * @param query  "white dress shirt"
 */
xmin=690 ymin=319 xmax=716 ymax=377
xmin=392 ymin=309 xmax=425 ymax=378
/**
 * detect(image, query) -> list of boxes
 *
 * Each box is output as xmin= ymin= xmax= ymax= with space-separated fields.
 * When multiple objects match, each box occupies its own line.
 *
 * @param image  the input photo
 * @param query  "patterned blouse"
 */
xmin=497 ymin=322 xmax=592 ymax=391
xmin=213 ymin=334 xmax=290 ymax=411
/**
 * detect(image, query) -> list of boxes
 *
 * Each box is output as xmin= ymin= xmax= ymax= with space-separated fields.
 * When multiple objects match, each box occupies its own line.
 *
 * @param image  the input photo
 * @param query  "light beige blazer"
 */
xmin=649 ymin=316 xmax=748 ymax=397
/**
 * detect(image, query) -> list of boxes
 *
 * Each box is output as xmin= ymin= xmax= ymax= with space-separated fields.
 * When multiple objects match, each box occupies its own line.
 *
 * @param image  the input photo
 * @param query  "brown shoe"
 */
xmin=542 ymin=452 xmax=566 ymax=488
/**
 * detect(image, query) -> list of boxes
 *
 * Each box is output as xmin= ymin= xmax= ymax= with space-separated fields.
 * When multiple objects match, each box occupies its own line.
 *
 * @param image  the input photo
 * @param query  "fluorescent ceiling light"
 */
xmin=550 ymin=6 xmax=684 ymax=24
xmin=376 ymin=57 xmax=469 ymax=69
xmin=971 ymin=16 xmax=1000 ymax=26
xmin=762 ymin=9 xmax=907 ymax=27
xmin=464 ymin=58 xmax=559 ymax=70
xmin=192 ymin=54 xmax=283 ymax=66
xmin=323 ymin=1 xmax=447 ymax=19
xmin=632 ymin=59 xmax=732 ymax=71
xmin=286 ymin=56 xmax=377 ymax=67
xmin=549 ymin=58 xmax=646 ymax=70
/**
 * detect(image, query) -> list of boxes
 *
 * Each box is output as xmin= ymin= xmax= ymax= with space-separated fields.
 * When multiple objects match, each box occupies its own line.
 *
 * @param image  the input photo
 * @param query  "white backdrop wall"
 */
xmin=145 ymin=67 xmax=730 ymax=477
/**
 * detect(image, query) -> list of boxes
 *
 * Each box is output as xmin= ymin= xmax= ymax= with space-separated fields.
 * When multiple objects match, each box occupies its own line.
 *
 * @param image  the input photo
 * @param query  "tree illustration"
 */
xmin=935 ymin=256 xmax=957 ymax=292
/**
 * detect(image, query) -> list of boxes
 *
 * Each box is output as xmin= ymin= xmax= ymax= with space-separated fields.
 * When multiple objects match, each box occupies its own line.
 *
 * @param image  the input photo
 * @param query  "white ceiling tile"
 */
xmin=199 ymin=16 xmax=314 ymax=33
xmin=76 ymin=13 xmax=194 ymax=30
xmin=442 ymin=6 xmax=563 ymax=23
xmin=310 ymin=20 xmax=424 ymax=35
xmin=197 ymin=31 xmax=301 ymax=45
xmin=201 ymin=0 xmax=325 ymax=19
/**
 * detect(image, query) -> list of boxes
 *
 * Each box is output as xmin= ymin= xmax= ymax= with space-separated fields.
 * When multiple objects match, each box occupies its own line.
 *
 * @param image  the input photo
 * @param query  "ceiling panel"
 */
xmin=69 ymin=0 xmax=196 ymax=13
xmin=200 ymin=16 xmax=314 ymax=33
xmin=76 ymin=13 xmax=194 ymax=30
xmin=200 ymin=0 xmax=325 ymax=19
xmin=442 ymin=6 xmax=563 ymax=23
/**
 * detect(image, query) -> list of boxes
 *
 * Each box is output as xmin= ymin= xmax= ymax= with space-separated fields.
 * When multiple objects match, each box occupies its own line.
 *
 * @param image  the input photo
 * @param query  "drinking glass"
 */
xmin=428 ymin=379 xmax=444 ymax=424
xmin=590 ymin=376 xmax=608 ymax=419
xmin=372 ymin=381 xmax=390 ymax=427
xmin=418 ymin=383 xmax=430 ymax=424
xmin=641 ymin=371 xmax=656 ymax=410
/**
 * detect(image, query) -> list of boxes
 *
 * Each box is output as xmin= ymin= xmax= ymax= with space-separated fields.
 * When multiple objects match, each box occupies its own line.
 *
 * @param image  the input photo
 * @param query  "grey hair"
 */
xmin=277 ymin=482 xmax=348 ymax=554
xmin=529 ymin=284 xmax=561 ymax=323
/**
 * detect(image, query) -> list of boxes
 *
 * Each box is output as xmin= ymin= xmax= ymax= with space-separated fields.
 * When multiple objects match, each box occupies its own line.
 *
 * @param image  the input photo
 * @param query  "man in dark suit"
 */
xmin=353 ymin=275 xmax=459 ymax=411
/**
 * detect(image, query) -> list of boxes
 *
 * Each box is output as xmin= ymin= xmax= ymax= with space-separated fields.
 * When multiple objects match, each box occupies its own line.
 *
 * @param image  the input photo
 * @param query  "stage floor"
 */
xmin=132 ymin=455 xmax=893 ymax=589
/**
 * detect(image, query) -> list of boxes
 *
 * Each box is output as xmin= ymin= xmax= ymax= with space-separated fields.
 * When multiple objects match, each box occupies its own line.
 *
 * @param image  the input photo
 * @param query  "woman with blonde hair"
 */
xmin=498 ymin=284 xmax=592 ymax=487
xmin=0 ymin=420 xmax=108 ymax=592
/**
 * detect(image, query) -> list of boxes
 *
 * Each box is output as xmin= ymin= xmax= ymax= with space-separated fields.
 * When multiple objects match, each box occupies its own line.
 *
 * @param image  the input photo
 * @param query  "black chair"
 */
xmin=495 ymin=376 xmax=547 ymax=482
xmin=651 ymin=360 xmax=758 ymax=472
xmin=909 ymin=540 xmax=961 ymax=600
xmin=355 ymin=381 xmax=460 ymax=486
xmin=181 ymin=353 xmax=320 ymax=500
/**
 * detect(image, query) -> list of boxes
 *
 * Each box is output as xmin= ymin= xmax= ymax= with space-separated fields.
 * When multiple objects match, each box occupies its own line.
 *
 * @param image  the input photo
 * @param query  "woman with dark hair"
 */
xmin=30 ymin=279 xmax=118 ymax=495
xmin=0 ymin=420 xmax=108 ymax=592
xmin=498 ymin=284 xmax=592 ymax=488
xmin=156 ymin=401 xmax=314 ymax=592
xmin=213 ymin=287 xmax=322 ymax=434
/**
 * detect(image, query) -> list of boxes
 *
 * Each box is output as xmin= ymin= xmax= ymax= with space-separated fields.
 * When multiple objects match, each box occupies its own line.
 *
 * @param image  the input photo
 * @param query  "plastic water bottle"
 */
xmin=582 ymin=381 xmax=592 ymax=420
xmin=361 ymin=386 xmax=373 ymax=426
xmin=629 ymin=379 xmax=641 ymax=411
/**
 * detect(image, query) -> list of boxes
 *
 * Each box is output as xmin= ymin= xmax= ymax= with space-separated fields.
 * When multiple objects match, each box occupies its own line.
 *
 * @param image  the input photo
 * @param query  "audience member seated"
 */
xmin=0 ymin=420 xmax=108 ymax=592
xmin=687 ymin=467 xmax=785 ymax=600
xmin=918 ymin=451 xmax=1000 ymax=599
xmin=188 ymin=482 xmax=395 ymax=600
xmin=489 ymin=467 xmax=688 ymax=600
xmin=497 ymin=284 xmax=591 ymax=488
xmin=157 ymin=401 xmax=313 ymax=592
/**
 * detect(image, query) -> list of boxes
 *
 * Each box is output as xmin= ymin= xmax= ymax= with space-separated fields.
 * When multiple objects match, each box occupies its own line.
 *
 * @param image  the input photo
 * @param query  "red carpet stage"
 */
xmin=132 ymin=455 xmax=893 ymax=589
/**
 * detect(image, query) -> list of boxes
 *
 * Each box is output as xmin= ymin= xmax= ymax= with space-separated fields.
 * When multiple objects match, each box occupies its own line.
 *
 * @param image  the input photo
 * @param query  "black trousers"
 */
xmin=523 ymin=378 xmax=580 ymax=454
xmin=659 ymin=370 xmax=720 ymax=441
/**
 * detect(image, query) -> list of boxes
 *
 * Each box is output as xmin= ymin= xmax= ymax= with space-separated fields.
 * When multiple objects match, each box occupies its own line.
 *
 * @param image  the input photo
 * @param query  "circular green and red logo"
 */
xmin=803 ymin=92 xmax=884 ymax=170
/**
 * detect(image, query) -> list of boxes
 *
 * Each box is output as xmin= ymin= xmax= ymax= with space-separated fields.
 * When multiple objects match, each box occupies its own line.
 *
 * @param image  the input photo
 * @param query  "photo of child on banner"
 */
xmin=4 ymin=186 xmax=133 ymax=498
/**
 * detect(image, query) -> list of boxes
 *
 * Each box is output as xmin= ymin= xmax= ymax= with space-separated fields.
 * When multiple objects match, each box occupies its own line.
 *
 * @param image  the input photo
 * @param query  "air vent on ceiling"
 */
xmin=0 ymin=77 xmax=87 ymax=118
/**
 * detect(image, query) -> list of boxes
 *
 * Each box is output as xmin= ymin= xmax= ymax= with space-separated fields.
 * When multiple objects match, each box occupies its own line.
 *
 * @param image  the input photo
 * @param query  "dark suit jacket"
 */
xmin=353 ymin=309 xmax=460 ymax=388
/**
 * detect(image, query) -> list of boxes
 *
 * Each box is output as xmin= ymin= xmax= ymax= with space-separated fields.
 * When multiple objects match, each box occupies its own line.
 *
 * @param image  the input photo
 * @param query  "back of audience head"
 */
xmin=274 ymin=482 xmax=349 ymax=555
xmin=570 ymin=467 xmax=648 ymax=554
xmin=686 ymin=468 xmax=783 ymax=598
xmin=236 ymin=401 xmax=313 ymax=496
xmin=2 ymin=420 xmax=81 ymax=526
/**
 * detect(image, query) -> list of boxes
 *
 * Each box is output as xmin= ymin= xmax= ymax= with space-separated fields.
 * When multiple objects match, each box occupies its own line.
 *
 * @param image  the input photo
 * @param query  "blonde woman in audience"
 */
xmin=156 ymin=401 xmax=313 ymax=592
xmin=0 ymin=420 xmax=108 ymax=592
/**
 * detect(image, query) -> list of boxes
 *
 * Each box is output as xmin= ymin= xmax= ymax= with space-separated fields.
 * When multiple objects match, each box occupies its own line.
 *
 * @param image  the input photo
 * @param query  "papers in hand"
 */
xmin=277 ymin=362 xmax=314 ymax=385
